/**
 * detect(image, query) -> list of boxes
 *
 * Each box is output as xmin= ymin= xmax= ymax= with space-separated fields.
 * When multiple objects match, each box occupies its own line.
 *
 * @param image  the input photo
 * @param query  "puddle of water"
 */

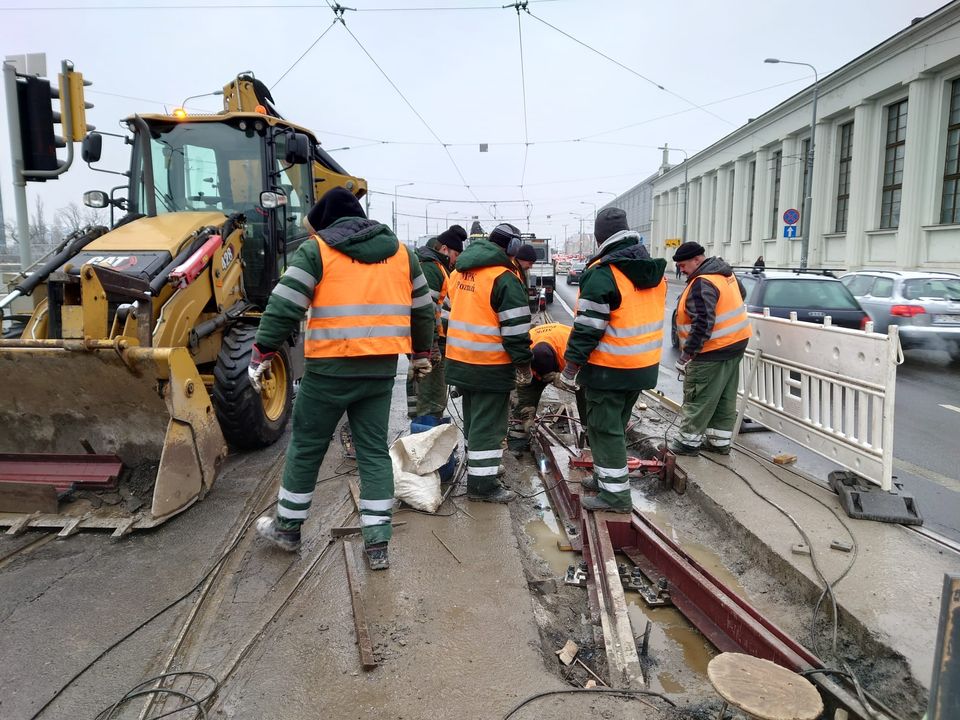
xmin=524 ymin=509 xmax=574 ymax=578
xmin=625 ymin=596 xmax=716 ymax=692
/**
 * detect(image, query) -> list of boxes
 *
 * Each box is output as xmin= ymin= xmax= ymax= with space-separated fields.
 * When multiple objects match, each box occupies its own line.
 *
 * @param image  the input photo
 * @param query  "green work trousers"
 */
xmin=406 ymin=358 xmax=448 ymax=420
xmin=276 ymin=372 xmax=395 ymax=545
xmin=678 ymin=355 xmax=743 ymax=450
xmin=460 ymin=389 xmax=511 ymax=495
xmin=583 ymin=387 xmax=641 ymax=509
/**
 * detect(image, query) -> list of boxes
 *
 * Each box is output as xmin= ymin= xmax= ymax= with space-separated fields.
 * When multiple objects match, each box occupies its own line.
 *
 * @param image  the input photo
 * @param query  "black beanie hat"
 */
xmin=489 ymin=223 xmax=522 ymax=250
xmin=436 ymin=226 xmax=465 ymax=252
xmin=515 ymin=244 xmax=537 ymax=262
xmin=672 ymin=241 xmax=706 ymax=262
xmin=531 ymin=342 xmax=560 ymax=376
xmin=306 ymin=187 xmax=365 ymax=232
xmin=594 ymin=207 xmax=629 ymax=244
xmin=449 ymin=224 xmax=467 ymax=241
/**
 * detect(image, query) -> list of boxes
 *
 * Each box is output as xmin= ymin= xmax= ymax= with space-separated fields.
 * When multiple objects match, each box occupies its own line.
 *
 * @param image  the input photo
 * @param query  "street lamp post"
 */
xmin=426 ymin=200 xmax=442 ymax=234
xmin=444 ymin=211 xmax=459 ymax=229
xmin=766 ymin=58 xmax=818 ymax=269
xmin=659 ymin=146 xmax=689 ymax=244
xmin=393 ymin=182 xmax=414 ymax=233
xmin=597 ymin=190 xmax=617 ymax=207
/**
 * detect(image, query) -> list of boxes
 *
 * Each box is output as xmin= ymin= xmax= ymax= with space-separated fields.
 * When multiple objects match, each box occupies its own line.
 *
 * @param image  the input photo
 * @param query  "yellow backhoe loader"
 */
xmin=0 ymin=73 xmax=366 ymax=536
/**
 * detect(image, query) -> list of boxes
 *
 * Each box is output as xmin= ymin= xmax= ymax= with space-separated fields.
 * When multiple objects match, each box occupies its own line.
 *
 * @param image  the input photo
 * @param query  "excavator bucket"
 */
xmin=0 ymin=342 xmax=226 ymax=536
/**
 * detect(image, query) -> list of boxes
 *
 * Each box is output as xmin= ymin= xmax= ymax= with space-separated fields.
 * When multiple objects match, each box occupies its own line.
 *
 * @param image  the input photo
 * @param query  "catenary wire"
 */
xmin=272 ymin=18 xmax=339 ymax=89
xmin=522 ymin=8 xmax=733 ymax=126
xmin=515 ymin=5 xmax=531 ymax=190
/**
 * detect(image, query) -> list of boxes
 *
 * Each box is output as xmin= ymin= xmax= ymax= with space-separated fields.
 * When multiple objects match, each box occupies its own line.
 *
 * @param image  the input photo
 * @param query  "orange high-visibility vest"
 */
xmin=446 ymin=266 xmax=523 ymax=365
xmin=529 ymin=323 xmax=570 ymax=374
xmin=676 ymin=273 xmax=752 ymax=354
xmin=305 ymin=238 xmax=413 ymax=358
xmin=425 ymin=259 xmax=450 ymax=339
xmin=583 ymin=263 xmax=666 ymax=370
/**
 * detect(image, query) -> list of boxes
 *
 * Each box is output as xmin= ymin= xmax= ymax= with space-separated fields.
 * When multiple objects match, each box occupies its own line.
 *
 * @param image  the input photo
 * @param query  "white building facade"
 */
xmin=649 ymin=4 xmax=960 ymax=272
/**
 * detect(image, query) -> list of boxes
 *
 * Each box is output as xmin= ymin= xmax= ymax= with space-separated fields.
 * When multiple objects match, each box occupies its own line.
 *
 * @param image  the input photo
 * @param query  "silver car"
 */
xmin=840 ymin=270 xmax=960 ymax=356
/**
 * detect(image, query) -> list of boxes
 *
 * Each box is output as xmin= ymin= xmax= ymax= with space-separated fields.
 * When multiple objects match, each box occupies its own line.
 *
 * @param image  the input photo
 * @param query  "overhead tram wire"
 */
xmin=521 ymin=7 xmax=734 ymax=127
xmin=272 ymin=18 xmax=339 ymax=90
xmin=333 ymin=12 xmax=482 ymax=203
xmin=515 ymin=4 xmax=532 ymax=192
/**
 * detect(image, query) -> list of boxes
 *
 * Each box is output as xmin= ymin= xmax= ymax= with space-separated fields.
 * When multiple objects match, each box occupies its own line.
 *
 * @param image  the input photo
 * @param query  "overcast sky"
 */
xmin=0 ymin=0 xmax=946 ymax=245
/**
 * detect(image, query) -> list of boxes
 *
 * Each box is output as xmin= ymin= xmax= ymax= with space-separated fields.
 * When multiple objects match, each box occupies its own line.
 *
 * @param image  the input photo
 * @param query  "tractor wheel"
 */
xmin=212 ymin=323 xmax=293 ymax=449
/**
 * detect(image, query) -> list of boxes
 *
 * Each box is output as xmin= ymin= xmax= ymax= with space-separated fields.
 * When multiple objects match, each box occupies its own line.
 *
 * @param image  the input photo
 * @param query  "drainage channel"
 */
xmin=520 ymin=406 xmax=903 ymax=720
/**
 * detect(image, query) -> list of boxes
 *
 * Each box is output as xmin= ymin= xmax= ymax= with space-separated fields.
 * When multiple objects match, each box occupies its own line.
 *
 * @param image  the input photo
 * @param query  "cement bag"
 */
xmin=391 ymin=424 xmax=460 ymax=513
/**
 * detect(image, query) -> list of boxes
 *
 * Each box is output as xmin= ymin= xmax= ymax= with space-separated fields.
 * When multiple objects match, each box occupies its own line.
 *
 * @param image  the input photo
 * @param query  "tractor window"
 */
xmin=272 ymin=133 xmax=313 ymax=257
xmin=134 ymin=121 xmax=265 ymax=217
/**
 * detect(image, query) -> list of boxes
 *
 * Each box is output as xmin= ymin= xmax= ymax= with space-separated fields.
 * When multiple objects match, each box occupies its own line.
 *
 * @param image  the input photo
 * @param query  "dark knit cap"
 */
xmin=489 ymin=223 xmax=522 ymax=250
xmin=672 ymin=241 xmax=706 ymax=262
xmin=515 ymin=244 xmax=537 ymax=262
xmin=306 ymin=187 xmax=365 ymax=231
xmin=531 ymin=342 xmax=560 ymax=376
xmin=594 ymin=207 xmax=629 ymax=244
xmin=436 ymin=226 xmax=465 ymax=252
xmin=449 ymin=224 xmax=467 ymax=241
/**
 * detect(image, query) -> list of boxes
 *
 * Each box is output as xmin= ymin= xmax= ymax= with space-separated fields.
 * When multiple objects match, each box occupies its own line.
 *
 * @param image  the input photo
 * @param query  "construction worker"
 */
xmin=406 ymin=225 xmax=466 ymax=421
xmin=555 ymin=208 xmax=666 ymax=513
xmin=669 ymin=241 xmax=751 ymax=456
xmin=514 ymin=243 xmax=537 ymax=277
xmin=514 ymin=322 xmax=586 ymax=433
xmin=252 ymin=187 xmax=435 ymax=570
xmin=446 ymin=223 xmax=533 ymax=503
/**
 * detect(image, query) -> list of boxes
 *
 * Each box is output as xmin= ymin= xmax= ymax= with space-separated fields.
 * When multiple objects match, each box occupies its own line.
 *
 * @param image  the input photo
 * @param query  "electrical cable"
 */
xmin=94 ymin=671 xmax=218 ymax=720
xmin=522 ymin=8 xmax=733 ymax=127
xmin=272 ymin=18 xmax=339 ymax=90
xmin=515 ymin=5 xmax=531 ymax=190
xmin=501 ymin=687 xmax=675 ymax=719
xmin=335 ymin=19 xmax=481 ymax=203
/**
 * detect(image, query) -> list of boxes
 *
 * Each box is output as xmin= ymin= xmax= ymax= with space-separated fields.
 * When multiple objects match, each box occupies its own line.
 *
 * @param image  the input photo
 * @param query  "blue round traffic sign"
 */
xmin=783 ymin=208 xmax=800 ymax=225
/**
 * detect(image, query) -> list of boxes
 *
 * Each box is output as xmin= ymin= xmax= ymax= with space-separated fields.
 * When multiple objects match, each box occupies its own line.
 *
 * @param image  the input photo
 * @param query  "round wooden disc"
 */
xmin=707 ymin=652 xmax=823 ymax=720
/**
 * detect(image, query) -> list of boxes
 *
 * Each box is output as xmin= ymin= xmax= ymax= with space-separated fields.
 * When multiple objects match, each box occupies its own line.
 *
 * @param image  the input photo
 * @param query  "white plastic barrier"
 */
xmin=738 ymin=311 xmax=902 ymax=491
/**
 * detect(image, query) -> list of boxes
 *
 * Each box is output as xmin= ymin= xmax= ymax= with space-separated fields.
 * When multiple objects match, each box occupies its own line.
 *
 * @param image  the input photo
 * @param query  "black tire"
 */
xmin=671 ymin=309 xmax=679 ymax=349
xmin=212 ymin=323 xmax=293 ymax=449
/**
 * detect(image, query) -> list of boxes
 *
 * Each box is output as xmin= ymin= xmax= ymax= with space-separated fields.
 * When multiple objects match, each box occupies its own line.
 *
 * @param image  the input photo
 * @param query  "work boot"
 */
xmin=255 ymin=517 xmax=301 ymax=552
xmin=701 ymin=441 xmax=731 ymax=455
xmin=365 ymin=542 xmax=390 ymax=571
xmin=580 ymin=475 xmax=599 ymax=491
xmin=667 ymin=438 xmax=700 ymax=456
xmin=496 ymin=464 xmax=507 ymax=478
xmin=581 ymin=495 xmax=631 ymax=514
xmin=467 ymin=486 xmax=516 ymax=504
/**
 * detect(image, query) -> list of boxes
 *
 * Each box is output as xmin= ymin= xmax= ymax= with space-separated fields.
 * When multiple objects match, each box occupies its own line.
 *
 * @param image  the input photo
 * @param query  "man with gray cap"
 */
xmin=556 ymin=208 xmax=666 ymax=513
xmin=406 ymin=225 xmax=466 ymax=421
xmin=670 ymin=241 xmax=751 ymax=456
xmin=445 ymin=223 xmax=533 ymax=503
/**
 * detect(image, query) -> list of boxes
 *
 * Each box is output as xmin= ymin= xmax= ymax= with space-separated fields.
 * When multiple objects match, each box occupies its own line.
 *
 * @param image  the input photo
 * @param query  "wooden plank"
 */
xmin=0 ymin=482 xmax=58 ymax=514
xmin=342 ymin=540 xmax=378 ymax=670
xmin=346 ymin=478 xmax=361 ymax=511
xmin=332 ymin=521 xmax=405 ymax=538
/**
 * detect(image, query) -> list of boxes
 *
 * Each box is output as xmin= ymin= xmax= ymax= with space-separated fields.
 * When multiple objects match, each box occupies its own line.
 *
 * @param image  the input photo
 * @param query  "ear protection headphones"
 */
xmin=492 ymin=223 xmax=523 ymax=256
xmin=506 ymin=235 xmax=522 ymax=257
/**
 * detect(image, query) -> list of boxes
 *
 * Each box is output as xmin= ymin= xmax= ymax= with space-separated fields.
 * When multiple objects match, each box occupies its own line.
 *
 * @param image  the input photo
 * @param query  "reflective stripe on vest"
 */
xmin=305 ymin=238 xmax=413 ymax=358
xmin=528 ymin=322 xmax=570 ymax=374
xmin=585 ymin=266 xmax=666 ymax=370
xmin=676 ymin=273 xmax=752 ymax=354
xmin=446 ymin=266 xmax=519 ymax=365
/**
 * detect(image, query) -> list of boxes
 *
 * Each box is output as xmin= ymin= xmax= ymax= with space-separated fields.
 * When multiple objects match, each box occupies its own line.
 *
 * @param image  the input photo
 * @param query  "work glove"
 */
xmin=553 ymin=364 xmax=579 ymax=393
xmin=411 ymin=352 xmax=433 ymax=380
xmin=675 ymin=354 xmax=692 ymax=376
xmin=540 ymin=371 xmax=558 ymax=384
xmin=430 ymin=343 xmax=442 ymax=366
xmin=515 ymin=364 xmax=533 ymax=387
xmin=248 ymin=345 xmax=276 ymax=393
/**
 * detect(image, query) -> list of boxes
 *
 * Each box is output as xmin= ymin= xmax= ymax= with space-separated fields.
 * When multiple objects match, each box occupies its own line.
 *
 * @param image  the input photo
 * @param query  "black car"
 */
xmin=566 ymin=261 xmax=586 ymax=285
xmin=671 ymin=269 xmax=870 ymax=348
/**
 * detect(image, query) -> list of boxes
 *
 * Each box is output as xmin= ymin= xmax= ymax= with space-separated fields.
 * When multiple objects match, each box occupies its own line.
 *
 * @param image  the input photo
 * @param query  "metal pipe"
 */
xmin=3 ymin=60 xmax=32 ymax=269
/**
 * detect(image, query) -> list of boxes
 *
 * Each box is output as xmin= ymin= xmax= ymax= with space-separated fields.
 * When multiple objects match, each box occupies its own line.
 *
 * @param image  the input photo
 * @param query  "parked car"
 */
xmin=840 ymin=270 xmax=960 ymax=356
xmin=555 ymin=260 xmax=571 ymax=275
xmin=671 ymin=269 xmax=870 ymax=348
xmin=566 ymin=261 xmax=586 ymax=285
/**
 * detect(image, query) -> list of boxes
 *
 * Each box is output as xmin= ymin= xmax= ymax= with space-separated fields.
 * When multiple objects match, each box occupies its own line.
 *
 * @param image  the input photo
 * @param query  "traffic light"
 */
xmin=15 ymin=74 xmax=62 ymax=174
xmin=59 ymin=68 xmax=93 ymax=142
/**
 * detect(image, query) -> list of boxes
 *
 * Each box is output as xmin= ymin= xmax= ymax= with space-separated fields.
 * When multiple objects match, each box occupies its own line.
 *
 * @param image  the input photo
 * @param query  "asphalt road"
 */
xmin=550 ymin=273 xmax=960 ymax=542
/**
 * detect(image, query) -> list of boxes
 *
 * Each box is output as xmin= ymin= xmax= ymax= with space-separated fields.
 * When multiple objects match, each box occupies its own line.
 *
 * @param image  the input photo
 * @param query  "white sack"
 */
xmin=391 ymin=424 xmax=460 ymax=513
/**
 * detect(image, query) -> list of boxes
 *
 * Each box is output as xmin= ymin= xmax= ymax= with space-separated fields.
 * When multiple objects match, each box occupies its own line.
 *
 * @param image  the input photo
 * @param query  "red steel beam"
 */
xmin=0 ymin=453 xmax=122 ymax=492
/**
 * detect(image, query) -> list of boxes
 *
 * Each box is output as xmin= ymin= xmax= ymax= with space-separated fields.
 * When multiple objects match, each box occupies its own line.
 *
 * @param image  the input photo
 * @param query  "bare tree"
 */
xmin=55 ymin=202 xmax=85 ymax=234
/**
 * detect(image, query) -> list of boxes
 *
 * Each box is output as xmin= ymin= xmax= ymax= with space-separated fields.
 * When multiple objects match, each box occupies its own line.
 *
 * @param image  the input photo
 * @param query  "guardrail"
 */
xmin=738 ymin=310 xmax=902 ymax=491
